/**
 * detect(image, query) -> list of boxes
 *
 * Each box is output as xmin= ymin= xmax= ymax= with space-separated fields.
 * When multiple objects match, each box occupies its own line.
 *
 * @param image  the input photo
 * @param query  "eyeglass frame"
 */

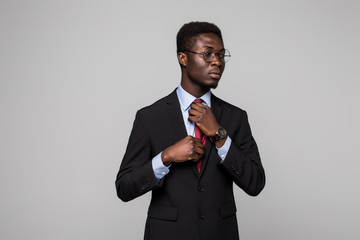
xmin=182 ymin=48 xmax=231 ymax=63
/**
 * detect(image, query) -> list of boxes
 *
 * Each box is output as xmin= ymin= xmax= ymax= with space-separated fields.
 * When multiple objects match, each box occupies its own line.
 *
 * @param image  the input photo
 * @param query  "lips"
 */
xmin=209 ymin=71 xmax=222 ymax=79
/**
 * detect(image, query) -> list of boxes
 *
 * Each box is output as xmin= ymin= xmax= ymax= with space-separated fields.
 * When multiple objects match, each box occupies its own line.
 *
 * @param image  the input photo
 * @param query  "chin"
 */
xmin=205 ymin=79 xmax=219 ymax=89
xmin=209 ymin=83 xmax=218 ymax=89
xmin=198 ymin=81 xmax=218 ymax=90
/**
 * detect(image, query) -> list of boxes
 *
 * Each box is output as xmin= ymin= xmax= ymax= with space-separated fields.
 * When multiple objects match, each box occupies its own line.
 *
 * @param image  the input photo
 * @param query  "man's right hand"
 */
xmin=161 ymin=136 xmax=204 ymax=166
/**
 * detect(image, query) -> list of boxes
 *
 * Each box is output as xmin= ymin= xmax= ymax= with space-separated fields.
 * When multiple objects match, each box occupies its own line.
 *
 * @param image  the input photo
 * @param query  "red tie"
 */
xmin=193 ymin=99 xmax=206 ymax=173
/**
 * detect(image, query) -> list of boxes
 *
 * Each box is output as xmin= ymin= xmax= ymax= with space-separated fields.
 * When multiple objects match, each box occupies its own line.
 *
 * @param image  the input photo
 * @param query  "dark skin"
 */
xmin=161 ymin=33 xmax=227 ymax=166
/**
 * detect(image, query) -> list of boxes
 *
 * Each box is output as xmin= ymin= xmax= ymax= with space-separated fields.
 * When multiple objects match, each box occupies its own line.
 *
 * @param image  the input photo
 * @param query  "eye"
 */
xmin=203 ymin=51 xmax=213 ymax=58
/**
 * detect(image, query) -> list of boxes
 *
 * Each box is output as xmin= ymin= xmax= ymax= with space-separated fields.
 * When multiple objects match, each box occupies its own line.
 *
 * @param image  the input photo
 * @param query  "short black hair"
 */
xmin=176 ymin=21 xmax=223 ymax=53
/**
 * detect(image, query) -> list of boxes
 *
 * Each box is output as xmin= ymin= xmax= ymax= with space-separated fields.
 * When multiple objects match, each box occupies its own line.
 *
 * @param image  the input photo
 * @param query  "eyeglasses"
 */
xmin=183 ymin=48 xmax=231 ymax=63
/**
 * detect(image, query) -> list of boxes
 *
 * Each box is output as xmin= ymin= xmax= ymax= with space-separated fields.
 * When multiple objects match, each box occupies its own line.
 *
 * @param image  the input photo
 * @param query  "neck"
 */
xmin=180 ymin=80 xmax=209 ymax=98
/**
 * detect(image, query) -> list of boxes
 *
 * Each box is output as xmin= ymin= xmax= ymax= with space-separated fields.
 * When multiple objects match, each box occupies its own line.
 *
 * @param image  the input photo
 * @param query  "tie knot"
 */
xmin=193 ymin=98 xmax=203 ymax=104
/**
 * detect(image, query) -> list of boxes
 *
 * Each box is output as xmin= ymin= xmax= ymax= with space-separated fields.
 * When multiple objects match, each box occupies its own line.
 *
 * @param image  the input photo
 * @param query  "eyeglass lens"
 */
xmin=203 ymin=49 xmax=231 ymax=63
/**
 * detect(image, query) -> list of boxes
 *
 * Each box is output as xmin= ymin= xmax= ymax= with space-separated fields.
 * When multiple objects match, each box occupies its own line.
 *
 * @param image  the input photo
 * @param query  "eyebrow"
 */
xmin=203 ymin=46 xmax=225 ymax=51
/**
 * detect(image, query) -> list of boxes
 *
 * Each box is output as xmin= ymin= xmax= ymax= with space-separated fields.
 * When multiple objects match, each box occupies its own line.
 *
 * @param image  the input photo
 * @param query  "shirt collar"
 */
xmin=176 ymin=84 xmax=211 ymax=111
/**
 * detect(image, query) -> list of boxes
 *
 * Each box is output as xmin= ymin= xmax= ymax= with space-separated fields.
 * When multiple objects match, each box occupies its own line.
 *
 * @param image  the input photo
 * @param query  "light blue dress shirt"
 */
xmin=152 ymin=85 xmax=232 ymax=179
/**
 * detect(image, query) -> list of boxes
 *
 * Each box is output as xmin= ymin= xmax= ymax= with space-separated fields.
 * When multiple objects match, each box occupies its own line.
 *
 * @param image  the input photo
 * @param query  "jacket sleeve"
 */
xmin=219 ymin=110 xmax=266 ymax=196
xmin=115 ymin=110 xmax=163 ymax=202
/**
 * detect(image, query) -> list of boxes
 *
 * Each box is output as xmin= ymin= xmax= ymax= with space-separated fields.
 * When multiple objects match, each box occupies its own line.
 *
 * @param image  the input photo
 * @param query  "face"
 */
xmin=180 ymin=33 xmax=225 ymax=92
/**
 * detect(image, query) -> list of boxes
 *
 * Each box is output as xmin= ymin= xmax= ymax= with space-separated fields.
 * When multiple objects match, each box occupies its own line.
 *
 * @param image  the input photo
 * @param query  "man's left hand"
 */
xmin=188 ymin=102 xmax=220 ymax=137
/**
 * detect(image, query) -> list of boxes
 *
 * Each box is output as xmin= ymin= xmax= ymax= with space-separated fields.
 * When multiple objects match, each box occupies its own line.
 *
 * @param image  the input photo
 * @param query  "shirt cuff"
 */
xmin=216 ymin=136 xmax=232 ymax=162
xmin=152 ymin=152 xmax=170 ymax=179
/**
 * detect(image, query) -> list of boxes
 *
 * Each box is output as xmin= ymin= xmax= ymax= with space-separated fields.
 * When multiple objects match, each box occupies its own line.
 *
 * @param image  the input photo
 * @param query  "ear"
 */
xmin=177 ymin=52 xmax=187 ymax=67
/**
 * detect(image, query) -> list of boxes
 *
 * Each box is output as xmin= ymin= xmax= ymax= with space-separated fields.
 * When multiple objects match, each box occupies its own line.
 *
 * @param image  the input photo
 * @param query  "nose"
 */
xmin=211 ymin=53 xmax=223 ymax=66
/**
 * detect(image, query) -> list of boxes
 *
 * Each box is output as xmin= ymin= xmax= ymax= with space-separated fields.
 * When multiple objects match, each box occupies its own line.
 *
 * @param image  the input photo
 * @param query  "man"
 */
xmin=116 ymin=21 xmax=265 ymax=240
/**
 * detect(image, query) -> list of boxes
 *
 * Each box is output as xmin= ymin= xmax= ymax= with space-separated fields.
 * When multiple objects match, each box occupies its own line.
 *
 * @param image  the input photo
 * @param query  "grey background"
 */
xmin=1 ymin=0 xmax=359 ymax=239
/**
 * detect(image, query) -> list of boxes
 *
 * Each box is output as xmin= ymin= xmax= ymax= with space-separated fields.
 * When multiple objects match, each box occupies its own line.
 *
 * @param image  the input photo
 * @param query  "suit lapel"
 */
xmin=165 ymin=89 xmax=188 ymax=143
xmin=210 ymin=94 xmax=222 ymax=126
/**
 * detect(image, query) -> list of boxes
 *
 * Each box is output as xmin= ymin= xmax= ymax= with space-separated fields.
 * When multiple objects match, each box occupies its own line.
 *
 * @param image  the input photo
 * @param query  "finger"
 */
xmin=196 ymin=148 xmax=205 ymax=158
xmin=196 ymin=145 xmax=204 ymax=152
xmin=188 ymin=147 xmax=198 ymax=161
xmin=192 ymin=147 xmax=204 ymax=162
xmin=192 ymin=137 xmax=203 ymax=144
xmin=186 ymin=136 xmax=195 ymax=142
xmin=191 ymin=103 xmax=204 ymax=111
xmin=188 ymin=116 xmax=199 ymax=123
xmin=192 ymin=151 xmax=202 ymax=162
xmin=196 ymin=103 xmax=210 ymax=112
xmin=188 ymin=108 xmax=202 ymax=117
xmin=186 ymin=135 xmax=200 ymax=143
xmin=194 ymin=140 xmax=204 ymax=149
xmin=194 ymin=104 xmax=212 ymax=115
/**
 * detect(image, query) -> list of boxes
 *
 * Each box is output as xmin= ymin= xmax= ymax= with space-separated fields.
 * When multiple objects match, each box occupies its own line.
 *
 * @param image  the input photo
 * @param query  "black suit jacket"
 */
xmin=116 ymin=90 xmax=265 ymax=240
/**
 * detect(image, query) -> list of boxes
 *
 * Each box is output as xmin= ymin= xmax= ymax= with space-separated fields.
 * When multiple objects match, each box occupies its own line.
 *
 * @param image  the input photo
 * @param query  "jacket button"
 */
xmin=141 ymin=183 xmax=150 ymax=191
xmin=198 ymin=185 xmax=205 ymax=192
xmin=200 ymin=213 xmax=205 ymax=219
